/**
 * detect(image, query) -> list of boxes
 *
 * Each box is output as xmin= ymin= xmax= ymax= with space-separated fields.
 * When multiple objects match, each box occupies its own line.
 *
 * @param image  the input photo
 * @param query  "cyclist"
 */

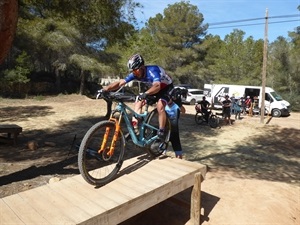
xmin=102 ymin=54 xmax=173 ymax=140
xmin=196 ymin=96 xmax=211 ymax=123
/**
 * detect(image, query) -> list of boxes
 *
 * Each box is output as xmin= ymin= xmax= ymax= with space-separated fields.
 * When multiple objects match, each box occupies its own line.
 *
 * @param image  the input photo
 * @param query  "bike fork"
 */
xmin=98 ymin=116 xmax=121 ymax=157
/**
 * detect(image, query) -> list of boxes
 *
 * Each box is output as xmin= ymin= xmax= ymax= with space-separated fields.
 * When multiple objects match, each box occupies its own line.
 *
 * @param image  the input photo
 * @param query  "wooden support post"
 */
xmin=186 ymin=172 xmax=202 ymax=225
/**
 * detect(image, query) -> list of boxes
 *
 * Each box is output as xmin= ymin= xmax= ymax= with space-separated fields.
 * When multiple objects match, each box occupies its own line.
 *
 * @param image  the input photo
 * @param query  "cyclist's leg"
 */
xmin=132 ymin=99 xmax=143 ymax=134
xmin=157 ymin=99 xmax=167 ymax=136
xmin=202 ymin=109 xmax=208 ymax=122
xmin=205 ymin=111 xmax=210 ymax=122
xmin=156 ymin=85 xmax=172 ymax=137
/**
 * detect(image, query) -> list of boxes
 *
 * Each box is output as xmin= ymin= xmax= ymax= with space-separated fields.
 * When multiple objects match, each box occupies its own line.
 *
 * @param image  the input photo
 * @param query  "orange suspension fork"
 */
xmin=98 ymin=115 xmax=122 ymax=157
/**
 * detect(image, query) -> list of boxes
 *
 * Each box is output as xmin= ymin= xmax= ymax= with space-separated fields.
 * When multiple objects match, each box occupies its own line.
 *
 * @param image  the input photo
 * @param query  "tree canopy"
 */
xmin=0 ymin=1 xmax=299 ymax=109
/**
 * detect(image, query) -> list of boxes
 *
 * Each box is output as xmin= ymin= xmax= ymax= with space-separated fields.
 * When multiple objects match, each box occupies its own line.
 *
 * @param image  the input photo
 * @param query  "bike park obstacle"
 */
xmin=0 ymin=154 xmax=206 ymax=225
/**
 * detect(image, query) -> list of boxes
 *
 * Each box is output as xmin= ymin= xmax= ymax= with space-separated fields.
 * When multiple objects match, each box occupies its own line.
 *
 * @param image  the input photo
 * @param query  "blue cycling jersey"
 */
xmin=124 ymin=65 xmax=172 ymax=89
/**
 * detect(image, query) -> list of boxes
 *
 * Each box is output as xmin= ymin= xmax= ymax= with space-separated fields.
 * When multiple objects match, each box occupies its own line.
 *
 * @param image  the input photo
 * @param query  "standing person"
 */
xmin=240 ymin=96 xmax=246 ymax=114
xmin=103 ymin=54 xmax=173 ymax=140
xmin=230 ymin=94 xmax=235 ymax=114
xmin=245 ymin=96 xmax=252 ymax=112
xmin=196 ymin=96 xmax=211 ymax=123
xmin=222 ymin=95 xmax=232 ymax=125
xmin=164 ymin=88 xmax=185 ymax=159
xmin=245 ymin=96 xmax=253 ymax=116
xmin=233 ymin=99 xmax=242 ymax=120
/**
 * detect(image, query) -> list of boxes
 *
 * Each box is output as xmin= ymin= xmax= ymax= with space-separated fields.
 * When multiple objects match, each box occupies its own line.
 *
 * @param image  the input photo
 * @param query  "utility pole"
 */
xmin=260 ymin=8 xmax=268 ymax=124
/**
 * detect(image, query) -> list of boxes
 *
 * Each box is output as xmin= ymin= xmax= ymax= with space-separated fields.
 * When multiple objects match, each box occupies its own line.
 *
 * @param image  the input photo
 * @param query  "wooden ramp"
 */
xmin=0 ymin=154 xmax=206 ymax=225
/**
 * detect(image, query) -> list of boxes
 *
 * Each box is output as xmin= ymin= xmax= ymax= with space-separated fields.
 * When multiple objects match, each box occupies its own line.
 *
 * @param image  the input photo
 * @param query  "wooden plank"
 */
xmin=111 ymin=175 xmax=147 ymax=195
xmin=141 ymin=164 xmax=183 ymax=181
xmin=0 ymin=199 xmax=24 ymax=225
xmin=141 ymin=159 xmax=196 ymax=178
xmin=18 ymin=185 xmax=78 ymax=225
xmin=152 ymin=158 xmax=206 ymax=175
xmin=2 ymin=194 xmax=50 ymax=225
xmin=64 ymin=176 xmax=130 ymax=210
xmin=71 ymin=174 xmax=146 ymax=216
xmin=120 ymin=154 xmax=151 ymax=169
xmin=46 ymin=181 xmax=106 ymax=216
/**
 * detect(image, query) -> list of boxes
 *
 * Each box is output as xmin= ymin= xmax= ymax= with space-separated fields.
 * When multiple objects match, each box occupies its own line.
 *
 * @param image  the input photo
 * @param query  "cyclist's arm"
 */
xmin=103 ymin=79 xmax=126 ymax=91
xmin=145 ymin=81 xmax=161 ymax=95
xmin=207 ymin=101 xmax=211 ymax=108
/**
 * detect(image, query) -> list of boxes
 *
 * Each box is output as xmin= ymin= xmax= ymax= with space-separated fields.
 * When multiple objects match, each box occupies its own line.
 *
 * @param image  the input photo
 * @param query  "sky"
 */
xmin=134 ymin=0 xmax=300 ymax=42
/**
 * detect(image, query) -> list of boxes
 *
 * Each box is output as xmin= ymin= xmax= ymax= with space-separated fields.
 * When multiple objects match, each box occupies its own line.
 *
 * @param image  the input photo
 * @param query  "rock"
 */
xmin=48 ymin=177 xmax=61 ymax=184
xmin=27 ymin=141 xmax=38 ymax=150
xmin=44 ymin=141 xmax=56 ymax=147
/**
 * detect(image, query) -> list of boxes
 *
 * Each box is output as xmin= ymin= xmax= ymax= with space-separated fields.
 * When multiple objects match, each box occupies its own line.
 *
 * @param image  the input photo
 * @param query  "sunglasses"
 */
xmin=132 ymin=68 xmax=143 ymax=77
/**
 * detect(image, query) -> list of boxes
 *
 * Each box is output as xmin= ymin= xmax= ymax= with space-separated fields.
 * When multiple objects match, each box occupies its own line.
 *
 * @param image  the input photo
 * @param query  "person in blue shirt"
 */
xmin=103 ymin=54 xmax=174 ymax=140
xmin=164 ymin=88 xmax=185 ymax=159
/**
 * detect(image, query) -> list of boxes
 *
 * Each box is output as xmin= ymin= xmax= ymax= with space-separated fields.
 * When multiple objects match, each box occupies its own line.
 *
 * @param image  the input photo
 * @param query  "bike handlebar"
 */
xmin=96 ymin=89 xmax=156 ymax=105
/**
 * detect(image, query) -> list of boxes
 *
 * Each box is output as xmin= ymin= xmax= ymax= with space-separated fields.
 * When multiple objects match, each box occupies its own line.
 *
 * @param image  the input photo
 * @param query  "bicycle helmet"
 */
xmin=171 ymin=87 xmax=182 ymax=100
xmin=127 ymin=54 xmax=144 ymax=71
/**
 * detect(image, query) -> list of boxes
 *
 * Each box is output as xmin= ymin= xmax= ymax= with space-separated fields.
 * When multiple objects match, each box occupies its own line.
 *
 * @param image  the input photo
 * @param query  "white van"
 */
xmin=204 ymin=84 xmax=290 ymax=117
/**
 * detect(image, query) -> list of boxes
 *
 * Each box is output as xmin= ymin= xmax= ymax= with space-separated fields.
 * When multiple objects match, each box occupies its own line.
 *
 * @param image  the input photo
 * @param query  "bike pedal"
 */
xmin=159 ymin=142 xmax=168 ymax=151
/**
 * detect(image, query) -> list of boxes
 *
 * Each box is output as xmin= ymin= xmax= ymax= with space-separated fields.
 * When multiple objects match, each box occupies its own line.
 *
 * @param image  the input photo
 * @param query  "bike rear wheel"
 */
xmin=195 ymin=112 xmax=205 ymax=125
xmin=208 ymin=115 xmax=219 ymax=128
xmin=144 ymin=109 xmax=171 ymax=157
xmin=78 ymin=120 xmax=125 ymax=186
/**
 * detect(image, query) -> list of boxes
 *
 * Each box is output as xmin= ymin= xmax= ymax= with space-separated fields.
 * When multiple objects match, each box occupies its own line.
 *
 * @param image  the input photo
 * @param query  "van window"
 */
xmin=190 ymin=91 xmax=203 ymax=95
xmin=270 ymin=91 xmax=283 ymax=101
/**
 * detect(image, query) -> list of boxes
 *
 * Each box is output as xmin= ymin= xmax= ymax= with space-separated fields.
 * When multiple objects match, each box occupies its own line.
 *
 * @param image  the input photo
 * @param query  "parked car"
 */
xmin=175 ymin=84 xmax=193 ymax=89
xmin=182 ymin=88 xmax=205 ymax=105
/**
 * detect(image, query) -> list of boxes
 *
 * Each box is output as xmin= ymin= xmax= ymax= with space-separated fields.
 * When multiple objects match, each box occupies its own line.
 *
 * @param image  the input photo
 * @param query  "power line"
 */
xmin=208 ymin=19 xmax=300 ymax=30
xmin=208 ymin=14 xmax=300 ymax=26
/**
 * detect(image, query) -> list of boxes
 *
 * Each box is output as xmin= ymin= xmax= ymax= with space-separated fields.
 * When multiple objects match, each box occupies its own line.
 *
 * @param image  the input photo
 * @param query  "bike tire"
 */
xmin=195 ymin=112 xmax=205 ymax=125
xmin=208 ymin=115 xmax=219 ymax=128
xmin=144 ymin=108 xmax=171 ymax=157
xmin=78 ymin=120 xmax=125 ymax=186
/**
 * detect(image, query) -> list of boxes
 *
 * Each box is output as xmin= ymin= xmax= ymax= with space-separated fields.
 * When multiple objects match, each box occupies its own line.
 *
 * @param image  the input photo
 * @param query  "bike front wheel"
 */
xmin=78 ymin=120 xmax=125 ymax=186
xmin=195 ymin=112 xmax=205 ymax=125
xmin=208 ymin=115 xmax=219 ymax=128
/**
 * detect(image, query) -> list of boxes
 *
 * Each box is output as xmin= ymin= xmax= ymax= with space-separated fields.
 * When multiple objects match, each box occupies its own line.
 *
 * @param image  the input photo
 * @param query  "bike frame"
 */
xmin=108 ymin=100 xmax=160 ymax=148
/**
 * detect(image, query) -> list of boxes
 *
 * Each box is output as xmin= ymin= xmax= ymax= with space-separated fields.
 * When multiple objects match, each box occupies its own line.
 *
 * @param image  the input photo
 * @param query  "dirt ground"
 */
xmin=0 ymin=94 xmax=299 ymax=225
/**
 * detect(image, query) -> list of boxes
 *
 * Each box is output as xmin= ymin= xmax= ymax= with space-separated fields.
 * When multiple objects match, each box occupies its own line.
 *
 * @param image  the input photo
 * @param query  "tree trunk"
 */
xmin=79 ymin=69 xmax=85 ymax=95
xmin=55 ymin=67 xmax=61 ymax=93
xmin=0 ymin=0 xmax=18 ymax=64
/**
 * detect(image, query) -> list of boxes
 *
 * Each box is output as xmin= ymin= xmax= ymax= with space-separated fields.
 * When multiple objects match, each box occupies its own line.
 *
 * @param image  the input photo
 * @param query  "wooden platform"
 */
xmin=0 ymin=154 xmax=206 ymax=225
xmin=0 ymin=124 xmax=22 ymax=145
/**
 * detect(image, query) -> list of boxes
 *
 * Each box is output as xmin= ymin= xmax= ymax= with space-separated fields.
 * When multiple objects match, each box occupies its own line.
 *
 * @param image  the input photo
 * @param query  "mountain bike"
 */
xmin=194 ymin=105 xmax=219 ymax=128
xmin=78 ymin=89 xmax=171 ymax=186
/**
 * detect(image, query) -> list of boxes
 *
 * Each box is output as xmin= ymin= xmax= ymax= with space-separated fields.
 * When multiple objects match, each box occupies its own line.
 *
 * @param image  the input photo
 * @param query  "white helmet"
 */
xmin=127 ymin=54 xmax=144 ymax=71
